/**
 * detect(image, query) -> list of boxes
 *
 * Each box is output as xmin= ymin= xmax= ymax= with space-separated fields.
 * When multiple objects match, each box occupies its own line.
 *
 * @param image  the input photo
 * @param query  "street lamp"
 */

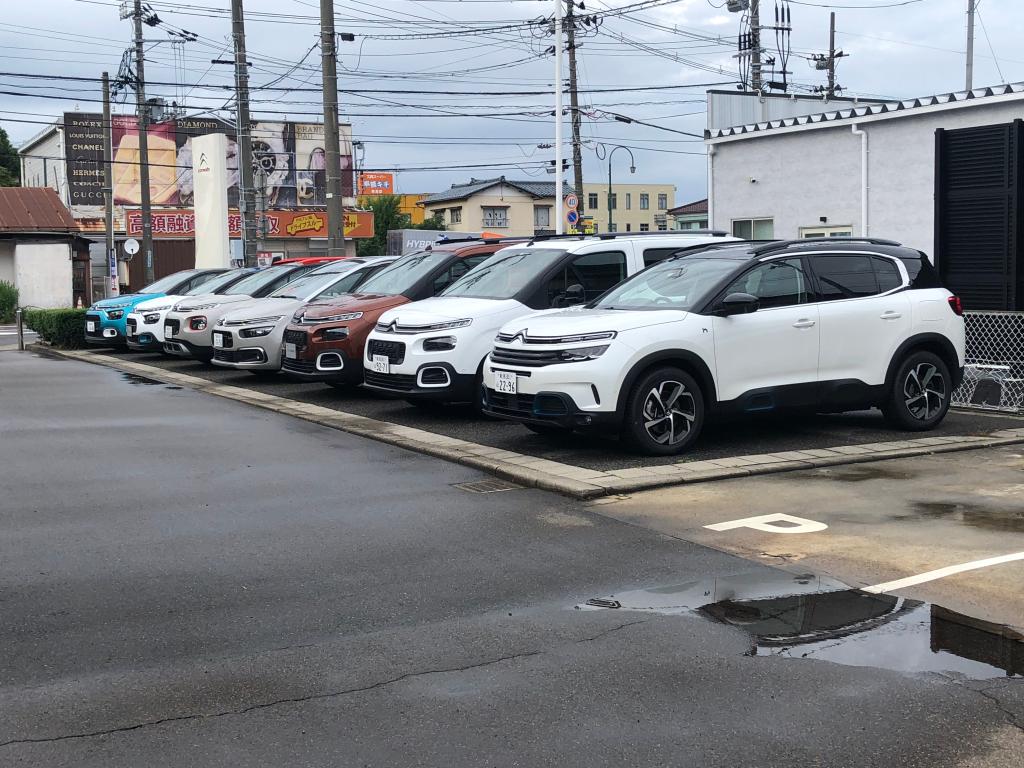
xmin=607 ymin=145 xmax=635 ymax=233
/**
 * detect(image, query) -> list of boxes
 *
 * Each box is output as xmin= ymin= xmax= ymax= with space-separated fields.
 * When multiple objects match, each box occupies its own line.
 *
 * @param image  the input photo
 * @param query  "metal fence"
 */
xmin=952 ymin=311 xmax=1024 ymax=413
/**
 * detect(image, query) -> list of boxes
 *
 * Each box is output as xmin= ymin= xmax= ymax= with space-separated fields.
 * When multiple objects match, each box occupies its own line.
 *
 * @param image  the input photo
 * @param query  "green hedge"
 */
xmin=0 ymin=280 xmax=17 ymax=323
xmin=24 ymin=308 xmax=89 ymax=349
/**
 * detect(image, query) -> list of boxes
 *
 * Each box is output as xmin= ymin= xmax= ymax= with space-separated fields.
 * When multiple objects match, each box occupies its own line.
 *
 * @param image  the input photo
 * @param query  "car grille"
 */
xmin=490 ymin=346 xmax=564 ymax=367
xmin=283 ymin=329 xmax=308 ymax=348
xmin=367 ymin=339 xmax=406 ymax=365
xmin=212 ymin=331 xmax=234 ymax=348
xmin=364 ymin=370 xmax=416 ymax=391
xmin=164 ymin=318 xmax=181 ymax=335
xmin=213 ymin=348 xmax=264 ymax=364
xmin=126 ymin=318 xmax=137 ymax=333
xmin=85 ymin=313 xmax=103 ymax=336
xmin=282 ymin=357 xmax=317 ymax=375
xmin=485 ymin=389 xmax=537 ymax=418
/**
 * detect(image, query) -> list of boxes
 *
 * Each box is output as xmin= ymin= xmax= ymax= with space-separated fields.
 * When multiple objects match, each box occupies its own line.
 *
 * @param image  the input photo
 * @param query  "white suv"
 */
xmin=482 ymin=239 xmax=966 ymax=455
xmin=363 ymin=232 xmax=737 ymax=407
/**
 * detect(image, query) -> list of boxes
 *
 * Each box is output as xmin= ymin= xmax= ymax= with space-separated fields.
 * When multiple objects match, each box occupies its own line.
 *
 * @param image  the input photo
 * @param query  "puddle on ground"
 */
xmin=902 ymin=501 xmax=1024 ymax=534
xmin=578 ymin=572 xmax=1023 ymax=679
xmin=120 ymin=372 xmax=180 ymax=390
xmin=813 ymin=465 xmax=919 ymax=483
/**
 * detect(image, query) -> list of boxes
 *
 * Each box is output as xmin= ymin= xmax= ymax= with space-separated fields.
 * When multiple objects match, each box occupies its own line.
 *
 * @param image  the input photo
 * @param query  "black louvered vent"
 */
xmin=935 ymin=121 xmax=1023 ymax=310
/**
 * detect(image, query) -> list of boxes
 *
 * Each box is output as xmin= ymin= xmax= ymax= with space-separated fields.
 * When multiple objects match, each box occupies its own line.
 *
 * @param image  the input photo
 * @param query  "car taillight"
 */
xmin=947 ymin=296 xmax=963 ymax=316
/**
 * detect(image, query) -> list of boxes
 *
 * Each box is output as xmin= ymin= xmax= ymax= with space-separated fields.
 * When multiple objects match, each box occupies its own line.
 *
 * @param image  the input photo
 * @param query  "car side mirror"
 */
xmin=715 ymin=292 xmax=759 ymax=316
xmin=556 ymin=283 xmax=586 ymax=307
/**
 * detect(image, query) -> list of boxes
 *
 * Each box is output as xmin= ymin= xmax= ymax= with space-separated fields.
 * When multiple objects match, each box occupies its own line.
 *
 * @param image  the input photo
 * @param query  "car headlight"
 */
xmin=558 ymin=344 xmax=610 ymax=362
xmin=106 ymin=310 xmax=124 ymax=319
xmin=188 ymin=316 xmax=207 ymax=331
xmin=143 ymin=313 xmax=160 ymax=324
xmin=239 ymin=326 xmax=275 ymax=338
xmin=423 ymin=335 xmax=457 ymax=352
xmin=318 ymin=311 xmax=363 ymax=323
xmin=321 ymin=327 xmax=349 ymax=340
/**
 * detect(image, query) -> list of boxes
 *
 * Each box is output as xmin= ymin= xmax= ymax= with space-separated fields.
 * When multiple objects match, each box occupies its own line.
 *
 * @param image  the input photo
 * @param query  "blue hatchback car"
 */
xmin=84 ymin=269 xmax=228 ymax=347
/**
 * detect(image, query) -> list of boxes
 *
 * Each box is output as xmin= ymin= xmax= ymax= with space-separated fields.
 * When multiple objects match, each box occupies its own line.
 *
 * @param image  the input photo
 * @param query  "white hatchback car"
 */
xmin=363 ymin=232 xmax=737 ymax=408
xmin=482 ymin=238 xmax=966 ymax=455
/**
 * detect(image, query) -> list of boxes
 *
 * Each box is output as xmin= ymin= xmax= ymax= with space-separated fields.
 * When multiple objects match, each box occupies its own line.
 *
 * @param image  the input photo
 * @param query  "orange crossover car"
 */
xmin=281 ymin=239 xmax=518 ymax=387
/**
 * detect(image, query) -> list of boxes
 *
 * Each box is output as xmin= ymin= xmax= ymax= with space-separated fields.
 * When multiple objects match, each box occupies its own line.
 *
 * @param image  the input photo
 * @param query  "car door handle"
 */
xmin=880 ymin=311 xmax=902 ymax=320
xmin=792 ymin=319 xmax=816 ymax=329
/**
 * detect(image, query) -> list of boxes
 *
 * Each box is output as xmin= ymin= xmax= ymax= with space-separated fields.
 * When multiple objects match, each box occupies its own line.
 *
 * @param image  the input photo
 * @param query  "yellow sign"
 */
xmin=286 ymin=213 xmax=326 ymax=235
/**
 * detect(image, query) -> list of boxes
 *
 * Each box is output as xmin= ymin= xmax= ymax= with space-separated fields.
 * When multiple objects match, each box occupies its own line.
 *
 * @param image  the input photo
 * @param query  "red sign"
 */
xmin=358 ymin=172 xmax=394 ymax=196
xmin=124 ymin=209 xmax=374 ymax=239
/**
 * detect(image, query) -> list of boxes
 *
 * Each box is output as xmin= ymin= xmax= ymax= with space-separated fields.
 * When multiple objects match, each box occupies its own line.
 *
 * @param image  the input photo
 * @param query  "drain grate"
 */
xmin=453 ymin=478 xmax=523 ymax=494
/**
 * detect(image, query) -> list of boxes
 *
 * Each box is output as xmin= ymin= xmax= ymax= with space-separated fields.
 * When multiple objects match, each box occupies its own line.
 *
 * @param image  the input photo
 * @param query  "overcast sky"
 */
xmin=3 ymin=0 xmax=1022 ymax=203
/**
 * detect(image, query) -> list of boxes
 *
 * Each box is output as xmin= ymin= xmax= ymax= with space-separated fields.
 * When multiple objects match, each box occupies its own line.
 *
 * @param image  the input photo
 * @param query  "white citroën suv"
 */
xmin=482 ymin=238 xmax=966 ymax=455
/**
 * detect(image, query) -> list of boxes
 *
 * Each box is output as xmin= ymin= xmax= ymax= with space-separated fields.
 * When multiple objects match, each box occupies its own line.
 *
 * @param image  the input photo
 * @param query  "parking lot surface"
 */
xmin=3 ymin=351 xmax=1023 ymax=767
xmin=91 ymin=348 xmax=1024 ymax=472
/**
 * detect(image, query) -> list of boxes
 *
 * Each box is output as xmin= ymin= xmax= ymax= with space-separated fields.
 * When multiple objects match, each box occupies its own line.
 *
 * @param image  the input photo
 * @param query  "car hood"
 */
xmin=500 ymin=308 xmax=687 ymax=337
xmin=132 ymin=294 xmax=187 ymax=312
xmin=91 ymin=292 xmax=159 ymax=310
xmin=173 ymin=294 xmax=258 ymax=312
xmin=220 ymin=297 xmax=303 ymax=324
xmin=300 ymin=293 xmax=409 ymax=321
xmin=378 ymin=297 xmax=522 ymax=326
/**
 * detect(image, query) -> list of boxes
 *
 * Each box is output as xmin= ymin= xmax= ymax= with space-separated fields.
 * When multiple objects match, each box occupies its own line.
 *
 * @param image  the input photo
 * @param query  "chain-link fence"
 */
xmin=952 ymin=311 xmax=1024 ymax=413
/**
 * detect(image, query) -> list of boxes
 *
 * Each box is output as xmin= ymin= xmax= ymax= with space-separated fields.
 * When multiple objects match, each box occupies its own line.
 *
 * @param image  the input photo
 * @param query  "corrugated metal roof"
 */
xmin=707 ymin=82 xmax=1024 ymax=140
xmin=0 ymin=187 xmax=79 ymax=233
xmin=668 ymin=198 xmax=708 ymax=215
xmin=420 ymin=176 xmax=572 ymax=205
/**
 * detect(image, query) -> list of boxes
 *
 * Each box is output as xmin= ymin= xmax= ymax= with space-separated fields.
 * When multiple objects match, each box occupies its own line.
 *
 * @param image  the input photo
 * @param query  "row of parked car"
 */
xmin=86 ymin=231 xmax=966 ymax=455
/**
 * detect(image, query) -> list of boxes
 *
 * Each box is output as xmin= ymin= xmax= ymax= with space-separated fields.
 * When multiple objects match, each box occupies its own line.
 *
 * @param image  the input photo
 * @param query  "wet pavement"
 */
xmin=77 ymin=348 xmax=1024 ymax=471
xmin=3 ymin=350 xmax=1023 ymax=767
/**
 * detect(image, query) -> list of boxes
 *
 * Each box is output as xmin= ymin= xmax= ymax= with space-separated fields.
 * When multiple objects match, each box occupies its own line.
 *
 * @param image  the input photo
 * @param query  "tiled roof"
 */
xmin=0 ymin=187 xmax=79 ymax=233
xmin=707 ymin=82 xmax=1024 ymax=140
xmin=420 ymin=176 xmax=572 ymax=205
xmin=668 ymin=198 xmax=707 ymax=216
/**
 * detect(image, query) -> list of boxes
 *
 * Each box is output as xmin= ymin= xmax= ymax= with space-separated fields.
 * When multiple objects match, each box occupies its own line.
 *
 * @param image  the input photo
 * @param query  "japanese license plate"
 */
xmin=164 ymin=324 xmax=174 ymax=337
xmin=285 ymin=343 xmax=297 ymax=359
xmin=494 ymin=370 xmax=517 ymax=394
xmin=370 ymin=354 xmax=390 ymax=374
xmin=212 ymin=332 xmax=225 ymax=348
xmin=86 ymin=321 xmax=96 ymax=332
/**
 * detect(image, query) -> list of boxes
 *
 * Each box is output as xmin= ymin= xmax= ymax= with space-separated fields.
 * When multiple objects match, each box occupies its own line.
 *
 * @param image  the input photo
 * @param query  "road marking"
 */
xmin=705 ymin=513 xmax=828 ymax=535
xmin=863 ymin=551 xmax=1024 ymax=594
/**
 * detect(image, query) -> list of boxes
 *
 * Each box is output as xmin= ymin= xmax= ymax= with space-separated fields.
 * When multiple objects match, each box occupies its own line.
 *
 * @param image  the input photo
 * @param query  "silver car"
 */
xmin=210 ymin=257 xmax=395 ymax=373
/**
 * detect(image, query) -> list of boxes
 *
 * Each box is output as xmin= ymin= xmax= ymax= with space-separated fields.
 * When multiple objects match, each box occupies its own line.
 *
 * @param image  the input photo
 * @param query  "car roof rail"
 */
xmin=752 ymin=236 xmax=902 ymax=256
xmin=594 ymin=229 xmax=731 ymax=240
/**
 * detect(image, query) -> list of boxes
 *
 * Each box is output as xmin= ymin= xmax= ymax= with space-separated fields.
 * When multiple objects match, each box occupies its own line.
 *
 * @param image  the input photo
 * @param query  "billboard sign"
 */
xmin=192 ymin=133 xmax=231 ymax=268
xmin=124 ymin=209 xmax=374 ymax=239
xmin=358 ymin=172 xmax=394 ymax=196
xmin=63 ymin=112 xmax=105 ymax=206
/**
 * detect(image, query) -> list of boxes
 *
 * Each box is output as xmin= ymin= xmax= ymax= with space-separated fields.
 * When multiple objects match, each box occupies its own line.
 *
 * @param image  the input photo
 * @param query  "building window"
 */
xmin=639 ymin=193 xmax=649 ymax=210
xmin=799 ymin=225 xmax=853 ymax=238
xmin=607 ymin=193 xmax=617 ymax=210
xmin=533 ymin=205 xmax=551 ymax=229
xmin=732 ymin=218 xmax=774 ymax=240
xmin=625 ymin=193 xmax=631 ymax=210
xmin=639 ymin=223 xmax=650 ymax=232
xmin=482 ymin=207 xmax=509 ymax=228
xmin=625 ymin=223 xmax=632 ymax=232
xmin=588 ymin=192 xmax=599 ymax=210
xmin=432 ymin=209 xmax=446 ymax=221
xmin=657 ymin=222 xmax=667 ymax=231
xmin=657 ymin=193 xmax=668 ymax=210
xmin=608 ymin=223 xmax=617 ymax=233
xmin=449 ymin=207 xmax=462 ymax=225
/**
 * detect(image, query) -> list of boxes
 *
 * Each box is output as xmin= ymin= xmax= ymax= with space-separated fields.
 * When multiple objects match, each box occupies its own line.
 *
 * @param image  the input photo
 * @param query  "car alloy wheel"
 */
xmin=642 ymin=380 xmax=696 ymax=446
xmin=903 ymin=362 xmax=946 ymax=421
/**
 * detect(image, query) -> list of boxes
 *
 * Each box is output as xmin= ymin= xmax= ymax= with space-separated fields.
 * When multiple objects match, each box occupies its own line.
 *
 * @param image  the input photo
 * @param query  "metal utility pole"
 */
xmin=231 ymin=0 xmax=257 ymax=266
xmin=554 ymin=0 xmax=564 ymax=235
xmin=827 ymin=11 xmax=837 ymax=98
xmin=965 ymin=0 xmax=976 ymax=91
xmin=565 ymin=0 xmax=584 ymax=226
xmin=320 ymin=0 xmax=346 ymax=256
xmin=102 ymin=71 xmax=118 ymax=297
xmin=749 ymin=0 xmax=763 ymax=92
xmin=132 ymin=0 xmax=155 ymax=284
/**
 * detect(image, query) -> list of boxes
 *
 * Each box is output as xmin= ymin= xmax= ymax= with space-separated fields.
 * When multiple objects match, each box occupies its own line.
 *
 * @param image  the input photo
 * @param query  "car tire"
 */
xmin=882 ymin=350 xmax=951 ymax=431
xmin=620 ymin=366 xmax=704 ymax=455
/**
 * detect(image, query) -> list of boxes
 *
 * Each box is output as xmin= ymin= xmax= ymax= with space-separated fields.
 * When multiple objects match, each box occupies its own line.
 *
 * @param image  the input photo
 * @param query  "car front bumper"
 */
xmin=84 ymin=312 xmax=127 ymax=346
xmin=362 ymin=363 xmax=477 ymax=401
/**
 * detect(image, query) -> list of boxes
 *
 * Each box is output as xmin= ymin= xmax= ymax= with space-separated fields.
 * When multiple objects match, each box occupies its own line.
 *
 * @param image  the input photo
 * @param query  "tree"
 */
xmin=0 ymin=127 xmax=20 ymax=187
xmin=356 ymin=194 xmax=444 ymax=256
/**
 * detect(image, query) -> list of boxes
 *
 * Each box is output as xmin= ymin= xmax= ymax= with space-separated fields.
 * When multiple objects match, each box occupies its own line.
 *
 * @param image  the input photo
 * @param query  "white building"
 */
xmin=706 ymin=83 xmax=1024 ymax=310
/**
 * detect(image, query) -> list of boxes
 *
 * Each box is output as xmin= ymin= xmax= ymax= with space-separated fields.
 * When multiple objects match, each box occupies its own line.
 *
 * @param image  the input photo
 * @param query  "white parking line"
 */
xmin=863 ymin=551 xmax=1024 ymax=594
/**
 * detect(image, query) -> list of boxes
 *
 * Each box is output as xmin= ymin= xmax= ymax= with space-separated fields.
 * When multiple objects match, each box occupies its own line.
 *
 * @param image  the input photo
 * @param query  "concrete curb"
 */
xmin=32 ymin=345 xmax=1024 ymax=500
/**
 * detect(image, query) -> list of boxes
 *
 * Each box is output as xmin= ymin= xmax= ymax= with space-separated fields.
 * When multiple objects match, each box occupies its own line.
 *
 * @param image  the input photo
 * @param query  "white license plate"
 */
xmin=86 ymin=321 xmax=96 ymax=332
xmin=370 ymin=354 xmax=390 ymax=374
xmin=494 ymin=370 xmax=518 ymax=394
xmin=285 ymin=343 xmax=297 ymax=359
xmin=212 ymin=333 xmax=225 ymax=349
xmin=164 ymin=325 xmax=174 ymax=337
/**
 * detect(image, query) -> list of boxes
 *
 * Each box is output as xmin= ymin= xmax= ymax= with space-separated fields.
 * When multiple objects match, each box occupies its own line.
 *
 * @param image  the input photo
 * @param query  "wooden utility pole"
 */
xmin=320 ymin=0 xmax=346 ymax=256
xmin=132 ymin=0 xmax=155 ymax=284
xmin=102 ymin=71 xmax=118 ymax=297
xmin=750 ymin=0 xmax=762 ymax=92
xmin=827 ymin=11 xmax=837 ymax=98
xmin=965 ymin=0 xmax=976 ymax=90
xmin=231 ymin=0 xmax=257 ymax=266
xmin=565 ymin=0 xmax=584 ymax=225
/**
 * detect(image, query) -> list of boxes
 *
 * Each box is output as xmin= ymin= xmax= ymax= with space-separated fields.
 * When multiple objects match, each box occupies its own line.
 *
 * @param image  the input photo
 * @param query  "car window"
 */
xmin=546 ymin=251 xmax=627 ymax=306
xmin=813 ymin=255 xmax=878 ymax=300
xmin=431 ymin=254 xmax=490 ymax=294
xmin=186 ymin=269 xmax=248 ymax=295
xmin=594 ymin=257 xmax=740 ymax=312
xmin=441 ymin=248 xmax=567 ymax=300
xmin=314 ymin=267 xmax=377 ymax=300
xmin=140 ymin=271 xmax=198 ymax=294
xmin=873 ymin=257 xmax=903 ymax=292
xmin=357 ymin=250 xmax=449 ymax=296
xmin=642 ymin=247 xmax=680 ymax=267
xmin=183 ymin=272 xmax=221 ymax=293
xmin=724 ymin=258 xmax=809 ymax=309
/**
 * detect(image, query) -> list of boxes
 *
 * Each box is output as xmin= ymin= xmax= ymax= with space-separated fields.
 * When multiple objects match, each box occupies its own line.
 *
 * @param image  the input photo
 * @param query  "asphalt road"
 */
xmin=88 ymin=347 xmax=1024 ymax=471
xmin=1 ymin=350 xmax=1022 ymax=767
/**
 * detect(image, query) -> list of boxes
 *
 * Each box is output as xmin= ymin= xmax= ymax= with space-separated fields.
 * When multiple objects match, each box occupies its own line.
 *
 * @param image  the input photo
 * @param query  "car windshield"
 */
xmin=185 ymin=270 xmax=247 ymax=295
xmin=441 ymin=248 xmax=566 ymax=300
xmin=140 ymin=271 xmax=197 ymax=294
xmin=222 ymin=266 xmax=296 ymax=296
xmin=592 ymin=257 xmax=741 ymax=311
xmin=355 ymin=250 xmax=450 ymax=296
xmin=272 ymin=269 xmax=357 ymax=300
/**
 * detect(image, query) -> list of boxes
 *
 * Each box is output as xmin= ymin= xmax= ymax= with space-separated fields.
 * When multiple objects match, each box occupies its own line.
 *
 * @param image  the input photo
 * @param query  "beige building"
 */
xmin=580 ymin=183 xmax=676 ymax=234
